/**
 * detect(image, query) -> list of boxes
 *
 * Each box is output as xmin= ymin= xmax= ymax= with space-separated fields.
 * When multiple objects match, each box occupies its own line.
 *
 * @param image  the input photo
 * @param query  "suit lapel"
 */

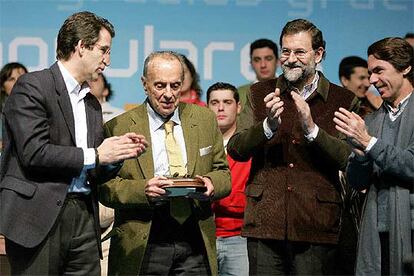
xmin=397 ymin=95 xmax=414 ymax=147
xmin=84 ymin=93 xmax=100 ymax=147
xmin=51 ymin=62 xmax=76 ymax=144
xmin=129 ymin=105 xmax=154 ymax=178
xmin=180 ymin=104 xmax=199 ymax=176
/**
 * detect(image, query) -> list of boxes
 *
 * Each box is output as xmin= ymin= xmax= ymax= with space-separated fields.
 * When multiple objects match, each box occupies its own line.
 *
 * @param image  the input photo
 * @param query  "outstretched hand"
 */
xmin=97 ymin=132 xmax=148 ymax=165
xmin=334 ymin=108 xmax=372 ymax=154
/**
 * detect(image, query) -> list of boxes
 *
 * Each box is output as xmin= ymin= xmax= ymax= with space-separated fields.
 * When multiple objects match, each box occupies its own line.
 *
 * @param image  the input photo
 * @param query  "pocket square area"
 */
xmin=199 ymin=145 xmax=212 ymax=156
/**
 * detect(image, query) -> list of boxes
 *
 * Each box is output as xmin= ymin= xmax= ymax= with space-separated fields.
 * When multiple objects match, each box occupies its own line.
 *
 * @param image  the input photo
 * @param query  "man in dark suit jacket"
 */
xmin=99 ymin=51 xmax=231 ymax=275
xmin=227 ymin=19 xmax=355 ymax=275
xmin=0 ymin=11 xmax=147 ymax=275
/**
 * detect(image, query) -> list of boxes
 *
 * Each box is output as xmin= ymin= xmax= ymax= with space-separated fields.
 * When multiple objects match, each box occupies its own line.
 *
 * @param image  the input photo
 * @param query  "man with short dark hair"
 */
xmin=228 ymin=19 xmax=356 ymax=275
xmin=207 ymin=82 xmax=251 ymax=276
xmin=334 ymin=37 xmax=414 ymax=275
xmin=238 ymin=38 xmax=279 ymax=110
xmin=339 ymin=56 xmax=382 ymax=117
xmin=0 ymin=11 xmax=147 ymax=275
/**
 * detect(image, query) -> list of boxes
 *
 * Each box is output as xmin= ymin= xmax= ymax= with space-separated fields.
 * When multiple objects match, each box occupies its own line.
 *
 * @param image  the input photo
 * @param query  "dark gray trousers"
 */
xmin=247 ymin=238 xmax=337 ymax=275
xmin=6 ymin=195 xmax=100 ymax=276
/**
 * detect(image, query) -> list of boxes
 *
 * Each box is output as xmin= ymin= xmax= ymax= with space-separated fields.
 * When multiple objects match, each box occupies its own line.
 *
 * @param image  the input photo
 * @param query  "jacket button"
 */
xmin=287 ymin=186 xmax=293 ymax=192
xmin=288 ymin=163 xmax=294 ymax=168
xmin=56 ymin=200 xmax=62 ymax=206
xmin=143 ymin=234 xmax=147 ymax=240
xmin=292 ymin=139 xmax=297 ymax=144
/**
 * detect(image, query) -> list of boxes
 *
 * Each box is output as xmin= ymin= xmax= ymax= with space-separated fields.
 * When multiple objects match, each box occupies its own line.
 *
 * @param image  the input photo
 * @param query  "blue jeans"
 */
xmin=217 ymin=235 xmax=249 ymax=276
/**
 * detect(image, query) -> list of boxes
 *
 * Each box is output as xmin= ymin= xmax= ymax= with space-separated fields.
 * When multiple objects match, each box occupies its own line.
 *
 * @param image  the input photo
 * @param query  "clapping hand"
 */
xmin=264 ymin=87 xmax=284 ymax=131
xmin=97 ymin=132 xmax=148 ymax=165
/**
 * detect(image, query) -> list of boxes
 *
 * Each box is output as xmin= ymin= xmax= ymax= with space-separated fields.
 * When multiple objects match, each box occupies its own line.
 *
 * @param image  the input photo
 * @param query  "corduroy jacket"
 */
xmin=228 ymin=73 xmax=356 ymax=244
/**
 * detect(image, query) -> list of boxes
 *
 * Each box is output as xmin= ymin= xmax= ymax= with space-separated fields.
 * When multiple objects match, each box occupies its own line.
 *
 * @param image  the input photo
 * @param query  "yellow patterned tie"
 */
xmin=164 ymin=120 xmax=191 ymax=224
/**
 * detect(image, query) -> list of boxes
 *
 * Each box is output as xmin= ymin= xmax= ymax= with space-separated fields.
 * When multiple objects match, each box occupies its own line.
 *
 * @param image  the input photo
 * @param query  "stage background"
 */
xmin=1 ymin=0 xmax=413 ymax=108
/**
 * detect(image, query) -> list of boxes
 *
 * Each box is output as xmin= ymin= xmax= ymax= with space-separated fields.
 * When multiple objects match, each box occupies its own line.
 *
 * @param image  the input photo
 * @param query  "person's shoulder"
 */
xmin=181 ymin=102 xmax=215 ymax=120
xmin=185 ymin=102 xmax=211 ymax=112
xmin=237 ymin=83 xmax=251 ymax=91
xmin=105 ymin=103 xmax=144 ymax=127
xmin=17 ymin=66 xmax=52 ymax=84
xmin=327 ymin=80 xmax=355 ymax=103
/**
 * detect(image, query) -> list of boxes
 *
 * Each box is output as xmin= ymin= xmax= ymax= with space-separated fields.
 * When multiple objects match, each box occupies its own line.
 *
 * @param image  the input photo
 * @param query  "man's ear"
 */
xmin=236 ymin=102 xmax=241 ymax=115
xmin=340 ymin=76 xmax=349 ymax=88
xmin=314 ymin=47 xmax=324 ymax=64
xmin=402 ymin=65 xmax=412 ymax=76
xmin=77 ymin=40 xmax=85 ymax=57
xmin=141 ymin=76 xmax=148 ymax=95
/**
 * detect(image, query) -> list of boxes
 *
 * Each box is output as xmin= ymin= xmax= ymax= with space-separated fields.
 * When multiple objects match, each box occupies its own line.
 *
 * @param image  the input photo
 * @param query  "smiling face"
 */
xmin=251 ymin=47 xmax=278 ymax=81
xmin=81 ymin=28 xmax=112 ymax=82
xmin=208 ymin=89 xmax=240 ymax=134
xmin=142 ymin=56 xmax=183 ymax=118
xmin=342 ymin=66 xmax=371 ymax=98
xmin=368 ymin=54 xmax=410 ymax=106
xmin=280 ymin=32 xmax=323 ymax=86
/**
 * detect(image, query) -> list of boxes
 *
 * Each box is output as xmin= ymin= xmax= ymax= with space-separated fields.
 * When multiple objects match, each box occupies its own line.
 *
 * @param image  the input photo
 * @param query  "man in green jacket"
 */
xmin=100 ymin=51 xmax=231 ymax=275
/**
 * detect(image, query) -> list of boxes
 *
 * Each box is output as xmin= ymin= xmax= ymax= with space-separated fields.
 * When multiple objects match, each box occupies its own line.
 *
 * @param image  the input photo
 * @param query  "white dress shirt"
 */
xmin=58 ymin=61 xmax=95 ymax=193
xmin=146 ymin=102 xmax=187 ymax=176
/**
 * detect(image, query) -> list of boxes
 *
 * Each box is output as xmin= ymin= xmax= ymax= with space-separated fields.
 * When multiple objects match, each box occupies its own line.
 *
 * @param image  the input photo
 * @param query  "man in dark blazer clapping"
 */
xmin=0 ymin=11 xmax=147 ymax=275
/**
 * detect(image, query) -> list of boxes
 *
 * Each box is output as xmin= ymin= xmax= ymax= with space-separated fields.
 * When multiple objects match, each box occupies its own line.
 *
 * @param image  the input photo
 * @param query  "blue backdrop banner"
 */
xmin=1 ymin=0 xmax=413 ymax=108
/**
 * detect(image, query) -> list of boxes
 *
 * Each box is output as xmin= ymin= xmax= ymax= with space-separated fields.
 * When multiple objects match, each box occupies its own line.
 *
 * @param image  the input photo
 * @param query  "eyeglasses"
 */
xmin=94 ymin=43 xmax=111 ymax=56
xmin=280 ymin=48 xmax=313 ymax=59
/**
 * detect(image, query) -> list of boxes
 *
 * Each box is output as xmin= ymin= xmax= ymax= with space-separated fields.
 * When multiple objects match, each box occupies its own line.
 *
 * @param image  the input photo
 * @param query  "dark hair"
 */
xmin=206 ymin=82 xmax=239 ymax=103
xmin=250 ymin=38 xmax=279 ymax=59
xmin=56 ymin=11 xmax=115 ymax=60
xmin=404 ymin=33 xmax=414 ymax=39
xmin=100 ymin=74 xmax=114 ymax=101
xmin=280 ymin=19 xmax=326 ymax=59
xmin=368 ymin=37 xmax=414 ymax=86
xmin=1 ymin=62 xmax=28 ymax=112
xmin=178 ymin=54 xmax=203 ymax=97
xmin=0 ymin=62 xmax=28 ymax=93
xmin=142 ymin=51 xmax=184 ymax=79
xmin=338 ymin=56 xmax=368 ymax=80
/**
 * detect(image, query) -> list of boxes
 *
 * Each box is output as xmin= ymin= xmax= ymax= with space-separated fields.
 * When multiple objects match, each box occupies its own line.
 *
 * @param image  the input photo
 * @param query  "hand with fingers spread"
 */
xmin=97 ymin=132 xmax=148 ymax=165
xmin=265 ymin=87 xmax=284 ymax=131
xmin=290 ymin=91 xmax=315 ymax=135
xmin=334 ymin=107 xmax=372 ymax=153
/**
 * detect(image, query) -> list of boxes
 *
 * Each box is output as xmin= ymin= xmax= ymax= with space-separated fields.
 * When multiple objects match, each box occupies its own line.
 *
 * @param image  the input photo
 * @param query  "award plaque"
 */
xmin=163 ymin=177 xmax=207 ymax=198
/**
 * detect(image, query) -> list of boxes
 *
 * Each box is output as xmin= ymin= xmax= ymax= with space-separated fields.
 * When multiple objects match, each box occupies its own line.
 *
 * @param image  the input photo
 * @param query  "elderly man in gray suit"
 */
xmin=334 ymin=37 xmax=414 ymax=275
xmin=0 ymin=11 xmax=147 ymax=275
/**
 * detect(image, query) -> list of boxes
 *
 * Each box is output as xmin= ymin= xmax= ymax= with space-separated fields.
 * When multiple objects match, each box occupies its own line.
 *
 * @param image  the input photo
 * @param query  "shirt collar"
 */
xmin=146 ymin=99 xmax=181 ymax=132
xmin=384 ymin=92 xmax=412 ymax=116
xmin=303 ymin=71 xmax=319 ymax=95
xmin=282 ymin=71 xmax=320 ymax=100
xmin=57 ymin=61 xmax=90 ymax=98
